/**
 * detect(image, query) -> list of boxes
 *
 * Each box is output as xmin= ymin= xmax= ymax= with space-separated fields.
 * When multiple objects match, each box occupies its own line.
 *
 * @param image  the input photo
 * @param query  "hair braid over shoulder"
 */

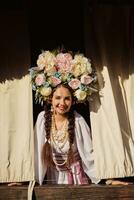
xmin=67 ymin=107 xmax=75 ymax=166
xmin=41 ymin=103 xmax=54 ymax=166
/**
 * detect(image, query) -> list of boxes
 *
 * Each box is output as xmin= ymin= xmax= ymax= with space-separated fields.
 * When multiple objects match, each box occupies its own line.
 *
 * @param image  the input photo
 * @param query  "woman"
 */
xmin=32 ymin=50 xmax=130 ymax=185
xmin=34 ymin=83 xmax=100 ymax=185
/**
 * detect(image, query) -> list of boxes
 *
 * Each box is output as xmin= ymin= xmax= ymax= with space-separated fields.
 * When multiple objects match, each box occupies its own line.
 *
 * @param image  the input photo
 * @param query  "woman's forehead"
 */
xmin=53 ymin=87 xmax=71 ymax=96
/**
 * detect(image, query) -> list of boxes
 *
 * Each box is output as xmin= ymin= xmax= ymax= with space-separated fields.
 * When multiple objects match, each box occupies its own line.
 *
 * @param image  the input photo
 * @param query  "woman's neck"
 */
xmin=54 ymin=113 xmax=67 ymax=122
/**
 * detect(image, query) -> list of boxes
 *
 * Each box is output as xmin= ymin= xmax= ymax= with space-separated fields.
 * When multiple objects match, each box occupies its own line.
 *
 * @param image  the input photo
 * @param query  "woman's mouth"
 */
xmin=57 ymin=105 xmax=66 ymax=111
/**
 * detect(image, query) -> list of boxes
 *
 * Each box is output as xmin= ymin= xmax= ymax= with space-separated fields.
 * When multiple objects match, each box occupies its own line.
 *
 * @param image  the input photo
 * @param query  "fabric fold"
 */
xmin=0 ymin=75 xmax=34 ymax=182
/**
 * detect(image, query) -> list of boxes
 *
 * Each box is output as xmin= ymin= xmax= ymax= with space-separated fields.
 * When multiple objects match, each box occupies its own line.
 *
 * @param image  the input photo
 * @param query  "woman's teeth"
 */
xmin=58 ymin=105 xmax=65 ymax=110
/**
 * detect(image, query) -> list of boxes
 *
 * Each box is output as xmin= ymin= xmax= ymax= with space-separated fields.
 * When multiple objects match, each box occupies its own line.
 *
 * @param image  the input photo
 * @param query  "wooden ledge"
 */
xmin=0 ymin=184 xmax=134 ymax=199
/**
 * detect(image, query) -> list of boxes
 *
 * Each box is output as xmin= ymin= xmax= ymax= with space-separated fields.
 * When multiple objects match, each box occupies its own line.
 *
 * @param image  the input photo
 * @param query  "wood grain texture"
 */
xmin=0 ymin=184 xmax=134 ymax=200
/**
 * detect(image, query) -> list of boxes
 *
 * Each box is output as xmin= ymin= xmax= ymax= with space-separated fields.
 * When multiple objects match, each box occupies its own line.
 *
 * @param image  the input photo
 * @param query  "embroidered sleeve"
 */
xmin=75 ymin=112 xmax=100 ymax=184
xmin=34 ymin=111 xmax=47 ymax=185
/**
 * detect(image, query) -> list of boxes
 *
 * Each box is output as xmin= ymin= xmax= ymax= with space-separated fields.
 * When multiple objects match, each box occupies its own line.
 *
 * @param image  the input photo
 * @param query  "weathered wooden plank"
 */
xmin=0 ymin=185 xmax=27 ymax=200
xmin=0 ymin=184 xmax=134 ymax=200
xmin=34 ymin=185 xmax=134 ymax=200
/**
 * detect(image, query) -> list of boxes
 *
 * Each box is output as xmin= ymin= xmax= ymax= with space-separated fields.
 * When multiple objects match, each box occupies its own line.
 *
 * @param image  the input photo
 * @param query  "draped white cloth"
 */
xmin=0 ymin=75 xmax=34 ymax=182
xmin=90 ymin=66 xmax=134 ymax=179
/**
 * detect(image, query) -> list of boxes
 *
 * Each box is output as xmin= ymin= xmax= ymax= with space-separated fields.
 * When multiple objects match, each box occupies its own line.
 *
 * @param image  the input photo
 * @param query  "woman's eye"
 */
xmin=55 ymin=96 xmax=61 ymax=100
xmin=65 ymin=97 xmax=71 ymax=100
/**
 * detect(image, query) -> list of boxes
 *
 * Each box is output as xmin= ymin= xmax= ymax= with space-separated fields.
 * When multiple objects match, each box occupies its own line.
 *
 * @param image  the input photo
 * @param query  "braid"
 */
xmin=41 ymin=103 xmax=54 ymax=166
xmin=67 ymin=108 xmax=75 ymax=166
xmin=44 ymin=104 xmax=52 ymax=141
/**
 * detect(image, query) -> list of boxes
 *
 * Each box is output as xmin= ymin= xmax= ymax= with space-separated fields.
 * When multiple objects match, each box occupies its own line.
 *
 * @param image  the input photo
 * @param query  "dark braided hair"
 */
xmin=67 ymin=107 xmax=75 ymax=166
xmin=41 ymin=84 xmax=75 ymax=167
xmin=41 ymin=102 xmax=54 ymax=166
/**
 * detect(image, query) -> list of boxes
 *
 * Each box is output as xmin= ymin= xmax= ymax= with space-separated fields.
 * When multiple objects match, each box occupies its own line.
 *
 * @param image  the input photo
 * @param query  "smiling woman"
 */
xmin=32 ymin=50 xmax=131 ymax=186
xmin=34 ymin=83 xmax=99 ymax=185
xmin=32 ymin=50 xmax=100 ymax=185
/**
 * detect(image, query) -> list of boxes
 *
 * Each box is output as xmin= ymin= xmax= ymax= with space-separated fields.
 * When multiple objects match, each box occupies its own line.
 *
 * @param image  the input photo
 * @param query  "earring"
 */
xmin=51 ymin=105 xmax=54 ymax=112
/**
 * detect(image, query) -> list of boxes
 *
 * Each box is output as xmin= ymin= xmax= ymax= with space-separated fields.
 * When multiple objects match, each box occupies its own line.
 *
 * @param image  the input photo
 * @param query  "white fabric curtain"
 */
xmin=84 ymin=3 xmax=134 ymax=179
xmin=0 ymin=75 xmax=34 ymax=182
xmin=90 ymin=67 xmax=134 ymax=179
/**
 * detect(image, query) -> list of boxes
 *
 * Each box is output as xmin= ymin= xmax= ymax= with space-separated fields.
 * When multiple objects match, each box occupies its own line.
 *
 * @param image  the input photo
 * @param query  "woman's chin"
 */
xmin=56 ymin=109 xmax=68 ymax=115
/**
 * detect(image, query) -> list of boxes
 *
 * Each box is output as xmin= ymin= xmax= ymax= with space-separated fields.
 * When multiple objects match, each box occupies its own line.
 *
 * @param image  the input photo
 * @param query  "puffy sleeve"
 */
xmin=75 ymin=112 xmax=100 ymax=184
xmin=34 ymin=111 xmax=47 ymax=185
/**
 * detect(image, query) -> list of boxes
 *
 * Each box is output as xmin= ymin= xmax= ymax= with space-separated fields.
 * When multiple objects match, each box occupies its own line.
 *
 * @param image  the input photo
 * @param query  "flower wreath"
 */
xmin=29 ymin=50 xmax=98 ymax=104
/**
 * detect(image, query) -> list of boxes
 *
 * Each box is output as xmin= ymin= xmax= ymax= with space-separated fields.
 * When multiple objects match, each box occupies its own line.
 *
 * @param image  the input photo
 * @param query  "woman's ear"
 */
xmin=51 ymin=105 xmax=54 ymax=112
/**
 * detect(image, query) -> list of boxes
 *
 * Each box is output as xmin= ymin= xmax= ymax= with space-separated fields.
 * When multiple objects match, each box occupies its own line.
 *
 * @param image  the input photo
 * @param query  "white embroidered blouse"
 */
xmin=34 ymin=111 xmax=100 ymax=185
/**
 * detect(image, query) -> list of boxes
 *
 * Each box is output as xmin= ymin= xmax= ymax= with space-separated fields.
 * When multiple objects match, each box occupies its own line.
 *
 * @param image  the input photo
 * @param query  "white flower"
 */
xmin=71 ymin=63 xmax=82 ymax=77
xmin=37 ymin=54 xmax=46 ymax=70
xmin=37 ymin=51 xmax=56 ymax=72
xmin=44 ymin=51 xmax=56 ymax=68
xmin=86 ymin=61 xmax=92 ymax=74
xmin=71 ymin=54 xmax=92 ymax=77
xmin=40 ymin=87 xmax=52 ymax=97
xmin=75 ymin=89 xmax=87 ymax=101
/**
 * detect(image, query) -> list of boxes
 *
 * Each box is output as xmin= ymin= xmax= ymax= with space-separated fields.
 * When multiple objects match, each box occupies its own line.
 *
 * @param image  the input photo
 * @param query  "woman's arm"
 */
xmin=75 ymin=112 xmax=100 ymax=184
xmin=34 ymin=111 xmax=47 ymax=185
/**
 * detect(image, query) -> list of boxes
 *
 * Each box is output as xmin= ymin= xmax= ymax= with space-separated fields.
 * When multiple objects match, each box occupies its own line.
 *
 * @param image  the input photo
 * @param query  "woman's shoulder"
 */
xmin=74 ymin=111 xmax=90 ymax=128
xmin=36 ymin=110 xmax=45 ymax=123
xmin=37 ymin=110 xmax=45 ymax=118
xmin=74 ymin=111 xmax=86 ymax=122
xmin=35 ymin=111 xmax=45 ymax=134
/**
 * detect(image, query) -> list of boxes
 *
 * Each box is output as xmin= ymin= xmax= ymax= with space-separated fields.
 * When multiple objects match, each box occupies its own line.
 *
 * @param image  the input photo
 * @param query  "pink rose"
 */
xmin=56 ymin=53 xmax=73 ymax=73
xmin=81 ymin=75 xmax=93 ymax=85
xmin=35 ymin=74 xmax=45 ymax=86
xmin=68 ymin=78 xmax=81 ymax=90
xmin=51 ymin=76 xmax=61 ymax=87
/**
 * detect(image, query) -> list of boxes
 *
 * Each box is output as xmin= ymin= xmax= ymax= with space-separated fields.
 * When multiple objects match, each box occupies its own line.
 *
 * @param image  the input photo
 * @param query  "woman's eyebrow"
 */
xmin=64 ymin=96 xmax=71 ymax=98
xmin=55 ymin=95 xmax=71 ymax=98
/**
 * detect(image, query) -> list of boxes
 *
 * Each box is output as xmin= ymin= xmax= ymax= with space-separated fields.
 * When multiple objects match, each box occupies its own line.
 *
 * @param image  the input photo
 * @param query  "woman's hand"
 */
xmin=8 ymin=182 xmax=22 ymax=186
xmin=106 ymin=179 xmax=133 ymax=185
xmin=111 ymin=180 xmax=132 ymax=185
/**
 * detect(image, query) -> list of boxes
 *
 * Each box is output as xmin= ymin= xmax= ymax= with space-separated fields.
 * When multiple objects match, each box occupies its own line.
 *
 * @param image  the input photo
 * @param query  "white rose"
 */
xmin=71 ymin=64 xmax=82 ymax=77
xmin=37 ymin=51 xmax=56 ymax=71
xmin=37 ymin=54 xmax=46 ymax=70
xmin=72 ymin=54 xmax=92 ymax=75
xmin=80 ymin=64 xmax=87 ymax=75
xmin=86 ymin=61 xmax=92 ymax=73
xmin=40 ymin=87 xmax=52 ymax=97
xmin=44 ymin=51 xmax=56 ymax=68
xmin=75 ymin=89 xmax=87 ymax=101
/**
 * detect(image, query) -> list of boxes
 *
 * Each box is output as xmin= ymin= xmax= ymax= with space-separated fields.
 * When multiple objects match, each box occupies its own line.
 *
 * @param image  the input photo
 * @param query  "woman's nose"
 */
xmin=60 ymin=98 xmax=65 ymax=105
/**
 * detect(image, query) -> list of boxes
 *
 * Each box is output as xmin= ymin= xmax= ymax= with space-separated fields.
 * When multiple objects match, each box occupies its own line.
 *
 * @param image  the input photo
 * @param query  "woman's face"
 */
xmin=52 ymin=86 xmax=73 ymax=115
